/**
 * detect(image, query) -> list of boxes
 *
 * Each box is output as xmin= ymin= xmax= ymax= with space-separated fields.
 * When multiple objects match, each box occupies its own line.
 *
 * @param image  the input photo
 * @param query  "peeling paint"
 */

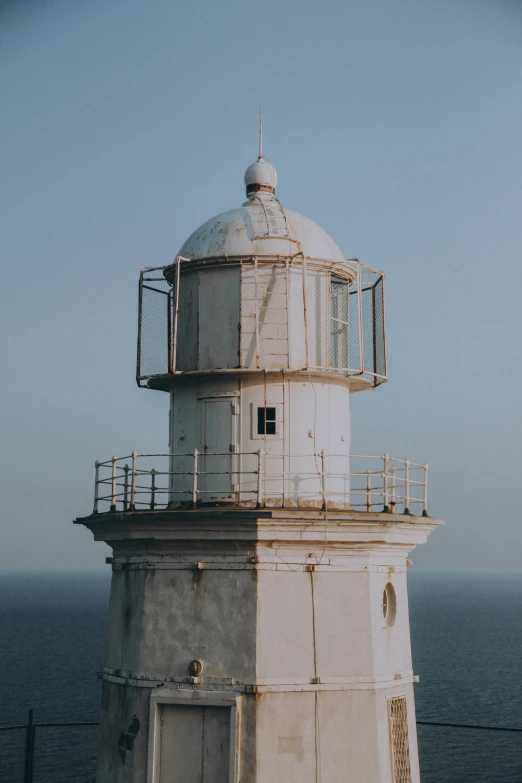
xmin=118 ymin=714 xmax=140 ymax=766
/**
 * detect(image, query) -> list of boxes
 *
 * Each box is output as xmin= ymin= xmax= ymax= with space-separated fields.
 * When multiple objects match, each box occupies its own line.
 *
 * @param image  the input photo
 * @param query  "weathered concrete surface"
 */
xmin=79 ymin=508 xmax=439 ymax=783
xmin=97 ymin=682 xmax=149 ymax=783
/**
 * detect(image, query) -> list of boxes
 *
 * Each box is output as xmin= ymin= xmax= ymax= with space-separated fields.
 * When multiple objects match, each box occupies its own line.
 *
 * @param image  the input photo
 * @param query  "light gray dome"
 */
xmin=178 ymin=160 xmax=344 ymax=262
xmin=178 ymin=203 xmax=344 ymax=261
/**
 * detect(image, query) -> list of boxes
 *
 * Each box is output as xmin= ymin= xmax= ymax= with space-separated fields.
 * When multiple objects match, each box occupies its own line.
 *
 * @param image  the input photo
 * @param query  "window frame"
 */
xmin=329 ymin=273 xmax=350 ymax=370
xmin=251 ymin=403 xmax=283 ymax=440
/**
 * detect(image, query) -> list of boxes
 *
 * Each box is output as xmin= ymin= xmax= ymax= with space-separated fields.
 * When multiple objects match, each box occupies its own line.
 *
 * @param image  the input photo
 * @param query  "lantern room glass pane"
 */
xmin=330 ymin=275 xmax=349 ymax=368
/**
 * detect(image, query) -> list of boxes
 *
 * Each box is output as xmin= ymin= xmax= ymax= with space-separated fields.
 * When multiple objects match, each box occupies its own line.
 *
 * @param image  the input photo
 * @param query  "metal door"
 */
xmin=199 ymin=398 xmax=235 ymax=503
xmin=159 ymin=704 xmax=231 ymax=783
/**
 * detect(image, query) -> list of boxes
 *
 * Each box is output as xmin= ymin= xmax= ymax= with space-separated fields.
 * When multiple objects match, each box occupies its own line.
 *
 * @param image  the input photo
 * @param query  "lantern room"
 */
xmin=126 ymin=157 xmax=403 ymax=510
xmin=137 ymin=162 xmax=386 ymax=387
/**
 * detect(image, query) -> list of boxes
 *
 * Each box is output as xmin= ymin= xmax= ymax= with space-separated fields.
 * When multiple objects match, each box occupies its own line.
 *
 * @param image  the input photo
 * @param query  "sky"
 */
xmin=0 ymin=0 xmax=521 ymax=572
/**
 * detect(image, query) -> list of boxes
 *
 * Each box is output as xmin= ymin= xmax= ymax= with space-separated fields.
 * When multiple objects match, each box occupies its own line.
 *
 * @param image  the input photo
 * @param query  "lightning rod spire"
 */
xmin=259 ymin=101 xmax=263 ymax=159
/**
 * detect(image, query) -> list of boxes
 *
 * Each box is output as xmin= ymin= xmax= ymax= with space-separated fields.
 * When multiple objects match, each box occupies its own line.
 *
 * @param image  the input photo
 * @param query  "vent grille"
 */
xmin=388 ymin=696 xmax=412 ymax=783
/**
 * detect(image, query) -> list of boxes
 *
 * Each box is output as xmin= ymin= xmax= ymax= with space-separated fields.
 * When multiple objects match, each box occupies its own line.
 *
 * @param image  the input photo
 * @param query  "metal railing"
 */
xmin=1 ymin=709 xmax=521 ymax=783
xmin=0 ymin=710 xmax=98 ymax=783
xmin=137 ymin=257 xmax=387 ymax=389
xmin=92 ymin=451 xmax=429 ymax=516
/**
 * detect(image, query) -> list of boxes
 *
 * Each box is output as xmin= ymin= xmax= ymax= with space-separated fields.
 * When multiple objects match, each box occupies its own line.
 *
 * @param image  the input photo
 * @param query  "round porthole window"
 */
xmin=383 ymin=582 xmax=397 ymax=627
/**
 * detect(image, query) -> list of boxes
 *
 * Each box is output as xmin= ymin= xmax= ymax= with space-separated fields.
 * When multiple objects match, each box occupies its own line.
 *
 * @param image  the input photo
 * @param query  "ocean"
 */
xmin=0 ymin=571 xmax=521 ymax=782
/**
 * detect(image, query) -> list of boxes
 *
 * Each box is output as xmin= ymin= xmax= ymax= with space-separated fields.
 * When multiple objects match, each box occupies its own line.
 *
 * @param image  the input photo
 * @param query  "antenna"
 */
xmin=259 ymin=101 xmax=263 ymax=159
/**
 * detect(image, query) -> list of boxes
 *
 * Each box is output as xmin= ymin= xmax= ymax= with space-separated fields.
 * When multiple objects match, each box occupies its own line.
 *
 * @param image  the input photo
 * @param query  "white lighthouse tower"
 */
xmin=79 ymin=143 xmax=440 ymax=783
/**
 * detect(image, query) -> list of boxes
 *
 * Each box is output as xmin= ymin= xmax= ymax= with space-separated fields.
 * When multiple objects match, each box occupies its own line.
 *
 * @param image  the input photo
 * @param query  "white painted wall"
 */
xmin=240 ymin=263 xmax=289 ymax=370
xmin=173 ymin=260 xmax=356 ymax=376
xmin=255 ymin=567 xmax=413 ymax=682
xmin=175 ymin=268 xmax=198 ymax=371
xmin=168 ymin=374 xmax=350 ymax=507
xmin=176 ymin=266 xmax=241 ymax=371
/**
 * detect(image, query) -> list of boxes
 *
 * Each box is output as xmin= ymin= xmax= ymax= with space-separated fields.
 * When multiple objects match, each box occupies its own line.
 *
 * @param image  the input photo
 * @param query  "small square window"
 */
xmin=257 ymin=406 xmax=277 ymax=435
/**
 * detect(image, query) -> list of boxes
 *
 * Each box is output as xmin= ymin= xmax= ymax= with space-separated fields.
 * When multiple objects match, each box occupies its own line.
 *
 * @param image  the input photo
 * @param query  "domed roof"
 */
xmin=177 ymin=159 xmax=345 ymax=262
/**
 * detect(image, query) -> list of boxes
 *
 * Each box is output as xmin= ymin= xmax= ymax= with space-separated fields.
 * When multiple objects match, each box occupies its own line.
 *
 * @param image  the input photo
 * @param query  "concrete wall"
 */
xmin=97 ymin=681 xmax=150 ymax=783
xmin=139 ymin=568 xmax=257 ymax=679
xmin=105 ymin=565 xmax=257 ymax=681
xmin=105 ymin=568 xmax=147 ymax=672
xmin=88 ymin=508 xmax=437 ymax=783
xmin=97 ymin=559 xmax=420 ymax=783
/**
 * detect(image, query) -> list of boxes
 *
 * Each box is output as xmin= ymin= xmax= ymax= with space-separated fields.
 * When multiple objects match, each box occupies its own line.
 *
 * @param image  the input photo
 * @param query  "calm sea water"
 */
xmin=0 ymin=571 xmax=521 ymax=782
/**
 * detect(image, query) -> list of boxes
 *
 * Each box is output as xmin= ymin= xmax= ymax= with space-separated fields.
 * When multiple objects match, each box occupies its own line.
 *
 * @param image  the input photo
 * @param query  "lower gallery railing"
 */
xmin=92 ymin=452 xmax=429 ymax=516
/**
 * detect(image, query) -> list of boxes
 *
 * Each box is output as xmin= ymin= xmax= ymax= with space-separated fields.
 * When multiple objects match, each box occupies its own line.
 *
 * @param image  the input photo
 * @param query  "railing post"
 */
xmin=93 ymin=461 xmax=100 ymax=514
xmin=254 ymin=257 xmax=260 ymax=369
xmin=123 ymin=464 xmax=129 ymax=512
xmin=404 ymin=458 xmax=410 ymax=515
xmin=390 ymin=465 xmax=396 ymax=513
xmin=320 ymin=449 xmax=326 ymax=510
xmin=383 ymin=453 xmax=389 ymax=512
xmin=357 ymin=262 xmax=364 ymax=372
xmin=23 ymin=708 xmax=36 ymax=783
xmin=150 ymin=468 xmax=156 ymax=510
xmin=130 ymin=451 xmax=137 ymax=511
xmin=302 ymin=254 xmax=309 ymax=367
xmin=366 ymin=470 xmax=372 ymax=512
xmin=192 ymin=449 xmax=199 ymax=509
xmin=257 ymin=449 xmax=264 ymax=508
xmin=422 ymin=462 xmax=429 ymax=517
xmin=172 ymin=256 xmax=182 ymax=372
xmin=110 ymin=456 xmax=117 ymax=512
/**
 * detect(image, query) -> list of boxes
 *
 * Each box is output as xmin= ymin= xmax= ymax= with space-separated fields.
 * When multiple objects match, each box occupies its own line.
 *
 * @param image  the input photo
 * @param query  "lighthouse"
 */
xmin=78 ymin=145 xmax=440 ymax=783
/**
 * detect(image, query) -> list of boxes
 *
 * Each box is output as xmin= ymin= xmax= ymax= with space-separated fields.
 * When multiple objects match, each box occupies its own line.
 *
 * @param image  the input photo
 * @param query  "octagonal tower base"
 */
xmin=77 ymin=508 xmax=440 ymax=783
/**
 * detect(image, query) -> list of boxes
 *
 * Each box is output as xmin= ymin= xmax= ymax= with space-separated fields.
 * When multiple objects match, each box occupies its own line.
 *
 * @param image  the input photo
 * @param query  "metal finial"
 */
xmin=259 ymin=101 xmax=263 ymax=159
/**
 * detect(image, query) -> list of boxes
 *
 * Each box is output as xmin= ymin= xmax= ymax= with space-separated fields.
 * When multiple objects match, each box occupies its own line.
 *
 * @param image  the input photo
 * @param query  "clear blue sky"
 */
xmin=0 ymin=0 xmax=521 ymax=571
